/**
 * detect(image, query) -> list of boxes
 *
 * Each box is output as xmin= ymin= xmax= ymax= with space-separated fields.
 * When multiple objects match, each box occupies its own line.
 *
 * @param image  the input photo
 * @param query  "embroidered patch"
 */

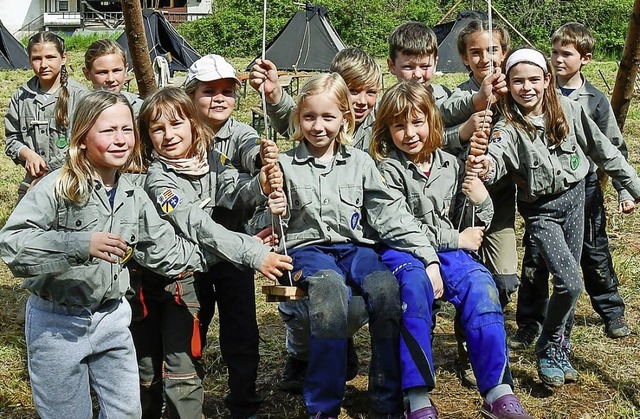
xmin=56 ymin=135 xmax=68 ymax=149
xmin=119 ymin=246 xmax=133 ymax=265
xmin=157 ymin=188 xmax=180 ymax=213
xmin=350 ymin=212 xmax=360 ymax=230
xmin=220 ymin=153 xmax=235 ymax=169
xmin=293 ymin=270 xmax=303 ymax=282
xmin=490 ymin=130 xmax=502 ymax=144
xmin=570 ymin=154 xmax=579 ymax=171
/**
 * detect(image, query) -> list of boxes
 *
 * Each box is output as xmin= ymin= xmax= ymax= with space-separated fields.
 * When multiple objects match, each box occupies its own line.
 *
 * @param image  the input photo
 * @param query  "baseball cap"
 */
xmin=186 ymin=54 xmax=241 ymax=85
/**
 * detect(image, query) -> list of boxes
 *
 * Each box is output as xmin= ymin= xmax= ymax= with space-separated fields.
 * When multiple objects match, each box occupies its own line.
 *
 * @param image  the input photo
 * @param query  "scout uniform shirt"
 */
xmin=377 ymin=148 xmax=493 ymax=251
xmin=213 ymin=117 xmax=262 ymax=175
xmin=0 ymin=169 xmax=209 ymax=308
xmin=487 ymin=96 xmax=640 ymax=203
xmin=277 ymin=141 xmax=439 ymax=267
xmin=144 ymin=150 xmax=271 ymax=271
xmin=4 ymin=77 xmax=88 ymax=185
xmin=120 ymin=90 xmax=144 ymax=116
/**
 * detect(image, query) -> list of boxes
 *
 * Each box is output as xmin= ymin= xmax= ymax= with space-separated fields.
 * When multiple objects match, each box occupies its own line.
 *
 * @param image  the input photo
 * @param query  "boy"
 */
xmin=511 ymin=22 xmax=632 ymax=352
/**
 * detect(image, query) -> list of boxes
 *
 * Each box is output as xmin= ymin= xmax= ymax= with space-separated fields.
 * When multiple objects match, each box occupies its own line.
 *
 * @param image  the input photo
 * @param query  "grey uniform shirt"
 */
xmin=0 ymin=169 xmax=208 ymax=308
xmin=213 ymin=117 xmax=262 ymax=175
xmin=277 ymin=141 xmax=439 ymax=266
xmin=562 ymin=75 xmax=632 ymax=202
xmin=4 ymin=77 xmax=88 ymax=181
xmin=120 ymin=90 xmax=143 ymax=116
xmin=487 ymin=96 xmax=640 ymax=202
xmin=377 ymin=148 xmax=493 ymax=252
xmin=144 ymin=151 xmax=270 ymax=271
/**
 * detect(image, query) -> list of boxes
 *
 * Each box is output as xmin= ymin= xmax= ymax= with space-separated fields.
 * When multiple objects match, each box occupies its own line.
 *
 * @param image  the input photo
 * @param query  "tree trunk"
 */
xmin=120 ymin=0 xmax=156 ymax=98
xmin=611 ymin=0 xmax=640 ymax=132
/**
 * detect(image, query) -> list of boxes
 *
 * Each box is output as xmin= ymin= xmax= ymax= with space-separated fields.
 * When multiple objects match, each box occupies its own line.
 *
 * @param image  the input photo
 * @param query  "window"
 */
xmin=58 ymin=0 xmax=69 ymax=11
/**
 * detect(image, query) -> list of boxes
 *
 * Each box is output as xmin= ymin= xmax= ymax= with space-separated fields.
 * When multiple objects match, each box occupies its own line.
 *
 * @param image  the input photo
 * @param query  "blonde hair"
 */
xmin=370 ymin=81 xmax=443 ymax=163
xmin=388 ymin=22 xmax=438 ymax=61
xmin=289 ymin=73 xmax=354 ymax=145
xmin=498 ymin=47 xmax=569 ymax=146
xmin=330 ymin=47 xmax=382 ymax=91
xmin=84 ymin=39 xmax=128 ymax=71
xmin=55 ymin=91 xmax=142 ymax=205
xmin=551 ymin=22 xmax=595 ymax=56
xmin=457 ymin=19 xmax=511 ymax=63
xmin=138 ymin=87 xmax=212 ymax=166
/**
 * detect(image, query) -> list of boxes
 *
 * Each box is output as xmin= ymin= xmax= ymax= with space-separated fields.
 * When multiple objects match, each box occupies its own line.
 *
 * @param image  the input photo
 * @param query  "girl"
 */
xmin=0 ymin=91 xmax=218 ymax=419
xmin=4 ymin=31 xmax=88 ymax=200
xmin=369 ymin=81 xmax=532 ymax=419
xmin=469 ymin=47 xmax=640 ymax=387
xmin=137 ymin=87 xmax=291 ymax=419
xmin=83 ymin=38 xmax=143 ymax=114
xmin=267 ymin=73 xmax=443 ymax=419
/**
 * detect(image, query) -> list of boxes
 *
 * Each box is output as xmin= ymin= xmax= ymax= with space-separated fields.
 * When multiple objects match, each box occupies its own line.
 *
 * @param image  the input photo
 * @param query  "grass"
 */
xmin=1 ymin=53 xmax=640 ymax=418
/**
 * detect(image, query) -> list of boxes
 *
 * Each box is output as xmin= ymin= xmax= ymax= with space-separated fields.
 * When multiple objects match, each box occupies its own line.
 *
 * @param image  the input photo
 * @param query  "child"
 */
xmin=4 ymin=31 xmax=88 ymax=200
xmin=469 ymin=47 xmax=640 ymax=387
xmin=131 ymin=87 xmax=292 ymax=419
xmin=0 ymin=91 xmax=218 ymax=418
xmin=370 ymin=80 xmax=532 ymax=419
xmin=83 ymin=39 xmax=143 ymax=114
xmin=267 ymin=73 xmax=444 ymax=418
xmin=183 ymin=54 xmax=271 ymax=417
xmin=511 ymin=23 xmax=633 ymax=349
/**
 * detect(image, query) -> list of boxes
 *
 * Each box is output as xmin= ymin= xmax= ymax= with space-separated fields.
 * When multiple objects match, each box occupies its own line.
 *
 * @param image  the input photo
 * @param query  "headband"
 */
xmin=505 ymin=49 xmax=548 ymax=74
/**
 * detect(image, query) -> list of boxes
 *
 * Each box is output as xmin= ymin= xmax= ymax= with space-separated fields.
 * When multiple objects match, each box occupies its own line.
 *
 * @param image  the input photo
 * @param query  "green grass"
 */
xmin=1 ymin=53 xmax=640 ymax=418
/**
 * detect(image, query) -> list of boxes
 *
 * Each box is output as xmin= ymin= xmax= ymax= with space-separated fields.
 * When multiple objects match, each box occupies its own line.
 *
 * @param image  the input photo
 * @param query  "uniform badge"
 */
xmin=56 ymin=135 xmax=68 ymax=149
xmin=350 ymin=212 xmax=360 ymax=230
xmin=157 ymin=188 xmax=180 ymax=213
xmin=293 ymin=270 xmax=303 ymax=282
xmin=119 ymin=246 xmax=133 ymax=265
xmin=490 ymin=131 xmax=502 ymax=144
xmin=220 ymin=153 xmax=235 ymax=168
xmin=570 ymin=154 xmax=579 ymax=171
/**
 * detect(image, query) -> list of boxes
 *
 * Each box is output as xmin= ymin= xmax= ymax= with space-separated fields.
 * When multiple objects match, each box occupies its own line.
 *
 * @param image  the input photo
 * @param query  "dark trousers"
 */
xmin=198 ymin=262 xmax=262 ymax=419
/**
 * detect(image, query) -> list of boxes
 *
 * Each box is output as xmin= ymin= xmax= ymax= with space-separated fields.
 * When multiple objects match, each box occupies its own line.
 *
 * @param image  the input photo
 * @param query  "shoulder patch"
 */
xmin=220 ymin=153 xmax=235 ymax=169
xmin=157 ymin=188 xmax=180 ymax=214
xmin=490 ymin=130 xmax=503 ymax=144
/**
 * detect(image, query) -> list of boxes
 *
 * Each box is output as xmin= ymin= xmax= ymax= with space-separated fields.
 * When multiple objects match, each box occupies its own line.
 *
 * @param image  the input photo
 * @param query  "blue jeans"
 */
xmin=26 ymin=294 xmax=141 ymax=419
xmin=288 ymin=243 xmax=403 ymax=417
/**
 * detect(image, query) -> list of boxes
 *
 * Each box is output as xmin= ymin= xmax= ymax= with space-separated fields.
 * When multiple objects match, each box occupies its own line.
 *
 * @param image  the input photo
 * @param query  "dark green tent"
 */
xmin=0 ymin=20 xmax=30 ymax=70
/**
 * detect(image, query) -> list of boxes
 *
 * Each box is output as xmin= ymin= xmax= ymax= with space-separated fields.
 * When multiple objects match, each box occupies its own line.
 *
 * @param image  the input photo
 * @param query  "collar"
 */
xmin=292 ymin=141 xmax=351 ymax=165
xmin=213 ymin=117 xmax=235 ymax=142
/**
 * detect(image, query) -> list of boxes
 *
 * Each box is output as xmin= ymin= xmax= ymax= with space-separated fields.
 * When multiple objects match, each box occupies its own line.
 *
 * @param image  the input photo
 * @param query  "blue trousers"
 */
xmin=288 ymin=243 xmax=403 ymax=417
xmin=381 ymin=248 xmax=512 ymax=396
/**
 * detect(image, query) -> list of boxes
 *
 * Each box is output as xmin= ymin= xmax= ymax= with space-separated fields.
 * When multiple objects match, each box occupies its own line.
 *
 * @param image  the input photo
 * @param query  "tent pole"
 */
xmin=488 ymin=3 xmax=534 ymax=47
xmin=438 ymin=0 xmax=465 ymax=24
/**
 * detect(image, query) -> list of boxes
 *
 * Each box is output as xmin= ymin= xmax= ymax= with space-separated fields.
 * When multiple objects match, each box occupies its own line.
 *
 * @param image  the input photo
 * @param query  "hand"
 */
xmin=260 ymin=138 xmax=279 ymax=166
xmin=254 ymin=226 xmax=279 ymax=247
xmin=475 ymin=67 xmax=507 ymax=110
xmin=259 ymin=252 xmax=293 ymax=281
xmin=89 ymin=232 xmax=128 ymax=263
xmin=619 ymin=200 xmax=635 ymax=214
xmin=466 ymin=154 xmax=489 ymax=178
xmin=268 ymin=189 xmax=287 ymax=217
xmin=259 ymin=163 xmax=283 ymax=195
xmin=459 ymin=109 xmax=493 ymax=143
xmin=21 ymin=148 xmax=48 ymax=178
xmin=249 ymin=59 xmax=283 ymax=104
xmin=462 ymin=175 xmax=489 ymax=205
xmin=458 ymin=226 xmax=485 ymax=251
xmin=426 ymin=263 xmax=444 ymax=299
xmin=469 ymin=130 xmax=489 ymax=156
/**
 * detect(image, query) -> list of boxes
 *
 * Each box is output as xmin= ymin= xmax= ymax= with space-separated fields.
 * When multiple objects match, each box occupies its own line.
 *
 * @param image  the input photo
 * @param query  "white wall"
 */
xmin=0 ymin=0 xmax=43 ymax=34
xmin=187 ymin=0 xmax=211 ymax=14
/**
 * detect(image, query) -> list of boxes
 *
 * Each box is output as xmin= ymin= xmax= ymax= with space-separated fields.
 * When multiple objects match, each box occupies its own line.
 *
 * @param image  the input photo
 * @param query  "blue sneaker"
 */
xmin=559 ymin=338 xmax=578 ymax=383
xmin=536 ymin=340 xmax=565 ymax=387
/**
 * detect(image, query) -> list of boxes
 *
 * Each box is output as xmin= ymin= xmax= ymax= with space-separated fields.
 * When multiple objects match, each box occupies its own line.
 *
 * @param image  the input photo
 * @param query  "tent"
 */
xmin=433 ymin=10 xmax=488 ymax=74
xmin=0 ymin=20 xmax=30 ymax=69
xmin=247 ymin=4 xmax=346 ymax=72
xmin=116 ymin=8 xmax=200 ymax=72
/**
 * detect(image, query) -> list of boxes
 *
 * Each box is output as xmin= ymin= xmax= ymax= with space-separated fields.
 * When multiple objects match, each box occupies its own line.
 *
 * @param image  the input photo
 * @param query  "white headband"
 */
xmin=505 ymin=49 xmax=548 ymax=74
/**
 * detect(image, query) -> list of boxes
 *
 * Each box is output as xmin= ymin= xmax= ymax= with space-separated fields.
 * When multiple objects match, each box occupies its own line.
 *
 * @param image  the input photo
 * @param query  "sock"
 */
xmin=406 ymin=387 xmax=432 ymax=412
xmin=484 ymin=384 xmax=513 ymax=404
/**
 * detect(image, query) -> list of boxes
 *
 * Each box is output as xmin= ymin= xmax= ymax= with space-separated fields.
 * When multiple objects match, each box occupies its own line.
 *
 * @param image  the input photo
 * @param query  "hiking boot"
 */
xmin=346 ymin=337 xmax=359 ymax=381
xmin=480 ymin=394 xmax=533 ymax=419
xmin=277 ymin=355 xmax=307 ymax=394
xmin=508 ymin=326 xmax=539 ymax=350
xmin=455 ymin=323 xmax=477 ymax=388
xmin=536 ymin=341 xmax=564 ymax=387
xmin=406 ymin=405 xmax=439 ymax=419
xmin=559 ymin=338 xmax=578 ymax=383
xmin=605 ymin=316 xmax=631 ymax=339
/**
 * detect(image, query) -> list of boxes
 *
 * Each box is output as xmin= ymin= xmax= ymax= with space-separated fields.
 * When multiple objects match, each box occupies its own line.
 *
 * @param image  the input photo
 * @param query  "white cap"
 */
xmin=505 ymin=48 xmax=548 ymax=74
xmin=186 ymin=54 xmax=240 ymax=85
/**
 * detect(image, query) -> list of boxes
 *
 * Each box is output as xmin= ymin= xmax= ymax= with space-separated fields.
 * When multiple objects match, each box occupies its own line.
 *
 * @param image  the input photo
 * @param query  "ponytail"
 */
xmin=56 ymin=63 xmax=70 ymax=130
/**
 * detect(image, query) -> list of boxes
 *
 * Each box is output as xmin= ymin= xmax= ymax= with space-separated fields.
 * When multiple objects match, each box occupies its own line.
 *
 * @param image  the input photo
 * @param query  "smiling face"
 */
xmin=81 ymin=103 xmax=135 ymax=185
xmin=462 ymin=31 xmax=506 ymax=83
xmin=508 ymin=63 xmax=550 ymax=116
xmin=389 ymin=110 xmax=430 ymax=158
xmin=349 ymin=85 xmax=378 ymax=126
xmin=388 ymin=52 xmax=437 ymax=87
xmin=299 ymin=93 xmax=345 ymax=160
xmin=147 ymin=110 xmax=194 ymax=159
xmin=192 ymin=79 xmax=236 ymax=131
xmin=29 ymin=42 xmax=66 ymax=91
xmin=84 ymin=53 xmax=127 ymax=93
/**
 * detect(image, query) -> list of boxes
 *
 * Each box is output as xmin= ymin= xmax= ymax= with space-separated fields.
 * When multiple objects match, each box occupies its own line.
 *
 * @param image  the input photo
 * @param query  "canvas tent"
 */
xmin=0 ymin=20 xmax=29 ymax=70
xmin=433 ymin=10 xmax=488 ymax=74
xmin=116 ymin=8 xmax=200 ymax=72
xmin=247 ymin=4 xmax=346 ymax=72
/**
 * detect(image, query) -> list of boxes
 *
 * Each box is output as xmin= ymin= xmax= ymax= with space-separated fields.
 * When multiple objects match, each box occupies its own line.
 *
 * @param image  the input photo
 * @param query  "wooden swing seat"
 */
xmin=262 ymin=285 xmax=305 ymax=302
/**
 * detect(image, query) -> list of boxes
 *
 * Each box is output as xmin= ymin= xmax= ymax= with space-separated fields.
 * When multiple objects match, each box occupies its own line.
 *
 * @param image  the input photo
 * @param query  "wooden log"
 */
xmin=120 ymin=0 xmax=157 ymax=98
xmin=262 ymin=285 xmax=305 ymax=302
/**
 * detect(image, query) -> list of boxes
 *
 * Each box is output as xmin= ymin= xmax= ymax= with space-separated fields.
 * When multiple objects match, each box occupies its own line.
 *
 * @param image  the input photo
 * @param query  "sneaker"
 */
xmin=406 ymin=405 xmax=439 ymax=419
xmin=346 ymin=337 xmax=359 ymax=381
xmin=508 ymin=326 xmax=539 ymax=350
xmin=480 ymin=394 xmax=533 ymax=419
xmin=277 ymin=355 xmax=307 ymax=394
xmin=536 ymin=341 xmax=565 ymax=387
xmin=605 ymin=316 xmax=631 ymax=339
xmin=558 ymin=339 xmax=578 ymax=383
